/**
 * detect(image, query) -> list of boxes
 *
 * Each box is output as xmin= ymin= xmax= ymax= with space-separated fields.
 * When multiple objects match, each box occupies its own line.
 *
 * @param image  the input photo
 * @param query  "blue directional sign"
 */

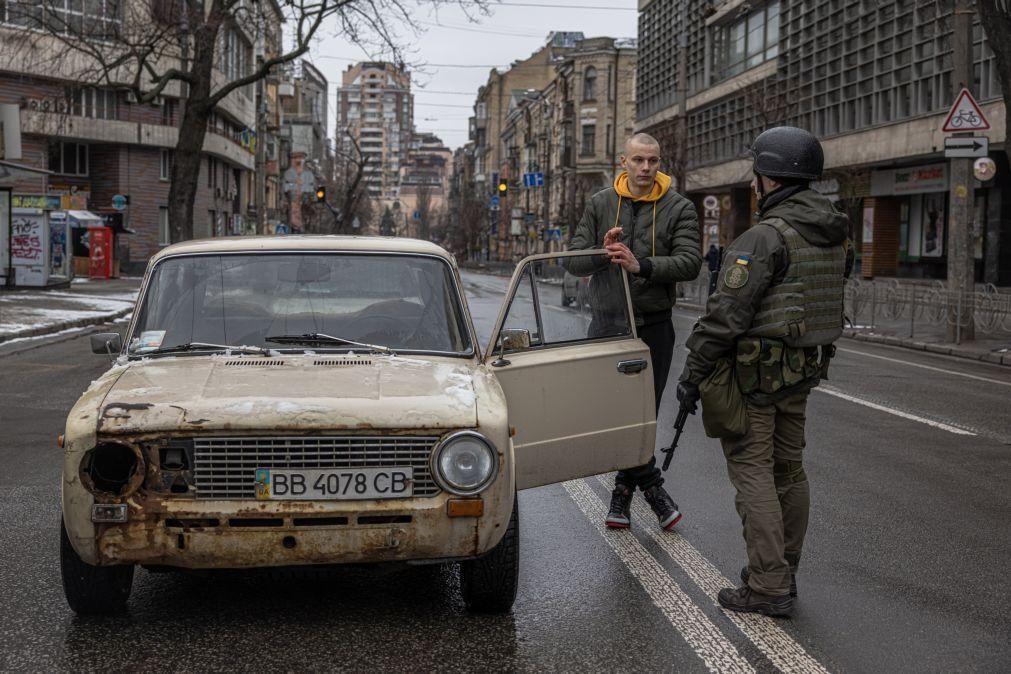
xmin=522 ymin=172 xmax=545 ymax=188
xmin=413 ymin=210 xmax=421 ymax=220
xmin=275 ymin=223 xmax=289 ymax=235
xmin=490 ymin=195 xmax=501 ymax=208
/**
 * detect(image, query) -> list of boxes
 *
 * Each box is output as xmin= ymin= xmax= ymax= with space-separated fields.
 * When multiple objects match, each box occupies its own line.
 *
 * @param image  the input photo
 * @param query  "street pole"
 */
xmin=946 ymin=0 xmax=975 ymax=342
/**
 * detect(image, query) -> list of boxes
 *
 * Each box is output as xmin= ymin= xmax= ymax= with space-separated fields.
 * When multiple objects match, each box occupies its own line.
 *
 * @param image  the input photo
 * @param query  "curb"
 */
xmin=0 ymin=307 xmax=133 ymax=345
xmin=675 ymin=301 xmax=1010 ymax=368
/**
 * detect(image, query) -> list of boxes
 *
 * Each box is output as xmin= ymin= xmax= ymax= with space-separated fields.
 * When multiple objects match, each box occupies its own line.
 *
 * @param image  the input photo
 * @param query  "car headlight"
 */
xmin=432 ymin=431 xmax=497 ymax=495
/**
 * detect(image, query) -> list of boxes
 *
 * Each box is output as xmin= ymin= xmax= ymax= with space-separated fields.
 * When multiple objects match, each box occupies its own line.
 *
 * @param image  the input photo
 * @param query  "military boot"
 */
xmin=642 ymin=484 xmax=682 ymax=531
xmin=605 ymin=484 xmax=633 ymax=528
xmin=717 ymin=585 xmax=793 ymax=617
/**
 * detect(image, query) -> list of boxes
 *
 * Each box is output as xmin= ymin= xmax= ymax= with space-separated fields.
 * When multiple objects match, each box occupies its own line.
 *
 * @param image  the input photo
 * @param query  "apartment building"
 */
xmin=0 ymin=1 xmax=281 ymax=283
xmin=336 ymin=62 xmax=413 ymax=205
xmin=637 ymin=0 xmax=1008 ymax=284
xmin=398 ymin=132 xmax=453 ymax=239
xmin=463 ymin=34 xmax=637 ymax=261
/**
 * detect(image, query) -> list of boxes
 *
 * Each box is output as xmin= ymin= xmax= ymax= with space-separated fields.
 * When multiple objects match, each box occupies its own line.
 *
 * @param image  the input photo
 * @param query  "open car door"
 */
xmin=486 ymin=251 xmax=656 ymax=490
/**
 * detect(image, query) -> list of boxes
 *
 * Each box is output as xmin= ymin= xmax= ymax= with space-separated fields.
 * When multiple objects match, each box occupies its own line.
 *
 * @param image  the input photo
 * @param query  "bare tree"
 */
xmin=977 ymin=1 xmax=1011 ymax=152
xmin=8 ymin=0 xmax=485 ymax=242
xmin=329 ymin=130 xmax=371 ymax=234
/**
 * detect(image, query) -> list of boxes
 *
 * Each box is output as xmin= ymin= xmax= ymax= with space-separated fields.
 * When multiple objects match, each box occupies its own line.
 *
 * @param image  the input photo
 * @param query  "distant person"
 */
xmin=568 ymin=133 xmax=702 ymax=531
xmin=677 ymin=127 xmax=853 ymax=617
xmin=705 ymin=243 xmax=721 ymax=295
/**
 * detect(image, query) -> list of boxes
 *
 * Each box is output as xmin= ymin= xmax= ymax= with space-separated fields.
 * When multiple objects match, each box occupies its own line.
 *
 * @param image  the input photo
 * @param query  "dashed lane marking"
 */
xmin=594 ymin=476 xmax=831 ymax=674
xmin=563 ymin=479 xmax=754 ymax=674
xmin=836 ymin=346 xmax=1011 ymax=387
xmin=815 ymin=385 xmax=976 ymax=436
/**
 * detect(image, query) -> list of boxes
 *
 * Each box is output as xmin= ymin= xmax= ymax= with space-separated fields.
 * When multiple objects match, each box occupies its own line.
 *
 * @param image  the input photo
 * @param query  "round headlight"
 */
xmin=433 ymin=432 xmax=497 ymax=495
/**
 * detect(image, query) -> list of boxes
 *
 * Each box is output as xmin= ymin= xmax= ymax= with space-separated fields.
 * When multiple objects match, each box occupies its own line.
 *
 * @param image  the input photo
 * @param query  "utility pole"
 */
xmin=946 ymin=0 xmax=975 ymax=342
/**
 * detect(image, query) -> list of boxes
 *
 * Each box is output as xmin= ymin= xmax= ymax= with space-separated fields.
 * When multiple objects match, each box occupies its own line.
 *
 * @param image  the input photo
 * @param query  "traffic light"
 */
xmin=498 ymin=180 xmax=508 ymax=196
xmin=315 ymin=186 xmax=326 ymax=202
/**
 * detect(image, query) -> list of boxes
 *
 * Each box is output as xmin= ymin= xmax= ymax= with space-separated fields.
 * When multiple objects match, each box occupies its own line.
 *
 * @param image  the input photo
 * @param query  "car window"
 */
xmin=130 ymin=253 xmax=472 ymax=355
xmin=495 ymin=253 xmax=631 ymax=353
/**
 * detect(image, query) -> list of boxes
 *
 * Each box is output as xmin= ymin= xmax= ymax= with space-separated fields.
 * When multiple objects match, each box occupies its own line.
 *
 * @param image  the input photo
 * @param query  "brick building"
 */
xmin=0 ymin=1 xmax=282 ymax=282
xmin=636 ymin=0 xmax=1008 ymax=284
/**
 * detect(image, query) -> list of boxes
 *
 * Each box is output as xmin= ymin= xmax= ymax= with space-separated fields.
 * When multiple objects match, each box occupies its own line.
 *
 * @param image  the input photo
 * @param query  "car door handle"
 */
xmin=617 ymin=359 xmax=648 ymax=374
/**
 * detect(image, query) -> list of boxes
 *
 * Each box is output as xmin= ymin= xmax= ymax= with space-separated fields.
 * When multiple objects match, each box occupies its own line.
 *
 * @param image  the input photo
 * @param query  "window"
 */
xmin=583 ymin=66 xmax=597 ymax=101
xmin=158 ymin=207 xmax=170 ymax=246
xmin=161 ymin=99 xmax=176 ymax=126
xmin=711 ymin=2 xmax=780 ymax=82
xmin=3 ymin=0 xmax=121 ymax=36
xmin=160 ymin=149 xmax=171 ymax=180
xmin=580 ymin=124 xmax=596 ymax=156
xmin=71 ymin=88 xmax=118 ymax=120
xmin=48 ymin=141 xmax=88 ymax=176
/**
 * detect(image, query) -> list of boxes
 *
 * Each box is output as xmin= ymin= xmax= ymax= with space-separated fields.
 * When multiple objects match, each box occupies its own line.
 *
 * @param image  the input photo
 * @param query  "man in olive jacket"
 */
xmin=677 ymin=126 xmax=852 ymax=617
xmin=570 ymin=133 xmax=702 ymax=531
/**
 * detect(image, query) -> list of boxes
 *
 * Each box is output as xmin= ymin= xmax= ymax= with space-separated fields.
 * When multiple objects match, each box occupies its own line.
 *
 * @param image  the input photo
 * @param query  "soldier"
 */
xmin=676 ymin=127 xmax=852 ymax=616
xmin=569 ymin=133 xmax=702 ymax=530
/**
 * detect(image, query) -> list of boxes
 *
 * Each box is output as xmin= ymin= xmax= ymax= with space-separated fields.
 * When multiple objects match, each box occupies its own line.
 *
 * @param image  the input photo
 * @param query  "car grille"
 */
xmin=193 ymin=436 xmax=441 ymax=499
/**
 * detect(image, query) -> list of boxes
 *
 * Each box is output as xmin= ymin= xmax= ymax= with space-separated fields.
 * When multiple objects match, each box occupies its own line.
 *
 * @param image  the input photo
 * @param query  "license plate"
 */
xmin=254 ymin=467 xmax=413 ymax=500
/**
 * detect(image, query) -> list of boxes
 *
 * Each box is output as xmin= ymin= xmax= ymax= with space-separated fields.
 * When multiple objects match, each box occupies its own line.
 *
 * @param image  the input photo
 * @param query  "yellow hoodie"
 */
xmin=613 ymin=170 xmax=672 ymax=202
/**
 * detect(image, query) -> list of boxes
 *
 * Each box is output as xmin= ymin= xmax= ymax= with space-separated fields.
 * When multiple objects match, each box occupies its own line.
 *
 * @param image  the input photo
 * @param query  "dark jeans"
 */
xmin=615 ymin=318 xmax=674 ymax=491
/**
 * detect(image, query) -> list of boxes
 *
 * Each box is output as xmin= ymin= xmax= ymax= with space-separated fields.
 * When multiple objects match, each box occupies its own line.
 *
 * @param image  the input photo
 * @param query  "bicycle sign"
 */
xmin=942 ymin=88 xmax=990 ymax=132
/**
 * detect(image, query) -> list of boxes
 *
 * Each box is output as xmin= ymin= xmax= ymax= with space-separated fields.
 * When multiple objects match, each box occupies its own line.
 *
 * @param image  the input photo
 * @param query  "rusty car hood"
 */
xmin=96 ymin=355 xmax=478 ymax=434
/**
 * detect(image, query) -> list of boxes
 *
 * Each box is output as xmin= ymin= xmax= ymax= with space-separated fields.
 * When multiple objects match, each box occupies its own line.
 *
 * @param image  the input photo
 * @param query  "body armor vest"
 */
xmin=746 ymin=218 xmax=847 ymax=348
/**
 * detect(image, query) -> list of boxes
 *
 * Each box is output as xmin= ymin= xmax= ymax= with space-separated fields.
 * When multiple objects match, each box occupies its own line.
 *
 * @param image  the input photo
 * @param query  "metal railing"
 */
xmin=679 ymin=273 xmax=1011 ymax=345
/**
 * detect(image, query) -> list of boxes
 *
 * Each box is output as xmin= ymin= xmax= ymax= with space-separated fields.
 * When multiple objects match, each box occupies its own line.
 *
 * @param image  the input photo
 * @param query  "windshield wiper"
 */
xmin=136 ymin=342 xmax=272 ymax=356
xmin=265 ymin=332 xmax=395 ymax=355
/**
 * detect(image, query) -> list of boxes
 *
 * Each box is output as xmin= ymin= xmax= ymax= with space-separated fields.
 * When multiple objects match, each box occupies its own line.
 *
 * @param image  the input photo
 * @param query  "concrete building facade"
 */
xmin=636 ymin=0 xmax=1008 ymax=284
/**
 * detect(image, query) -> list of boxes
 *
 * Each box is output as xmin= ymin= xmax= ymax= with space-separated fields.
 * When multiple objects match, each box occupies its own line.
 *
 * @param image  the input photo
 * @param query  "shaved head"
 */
xmin=625 ymin=133 xmax=660 ymax=154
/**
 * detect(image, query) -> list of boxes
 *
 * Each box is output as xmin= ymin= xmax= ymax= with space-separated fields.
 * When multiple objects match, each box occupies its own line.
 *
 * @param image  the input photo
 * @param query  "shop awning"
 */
xmin=66 ymin=210 xmax=104 ymax=227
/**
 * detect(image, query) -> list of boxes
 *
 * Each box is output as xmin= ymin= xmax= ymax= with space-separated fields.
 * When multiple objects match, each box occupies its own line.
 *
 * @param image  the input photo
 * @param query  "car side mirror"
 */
xmin=492 ymin=328 xmax=531 ymax=367
xmin=91 ymin=333 xmax=122 ymax=358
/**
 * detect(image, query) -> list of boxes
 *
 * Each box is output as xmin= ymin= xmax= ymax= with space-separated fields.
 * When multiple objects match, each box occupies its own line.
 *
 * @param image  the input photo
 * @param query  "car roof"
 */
xmin=150 ymin=236 xmax=454 ymax=264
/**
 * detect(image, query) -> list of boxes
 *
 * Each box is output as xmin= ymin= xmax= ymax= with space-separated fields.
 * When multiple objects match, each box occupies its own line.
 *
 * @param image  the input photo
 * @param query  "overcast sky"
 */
xmin=307 ymin=1 xmax=639 ymax=150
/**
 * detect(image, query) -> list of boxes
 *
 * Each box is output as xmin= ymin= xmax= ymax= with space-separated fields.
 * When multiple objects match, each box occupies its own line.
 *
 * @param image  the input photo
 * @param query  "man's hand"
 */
xmin=603 ymin=226 xmax=623 ymax=247
xmin=606 ymin=242 xmax=640 ymax=274
xmin=676 ymin=381 xmax=700 ymax=407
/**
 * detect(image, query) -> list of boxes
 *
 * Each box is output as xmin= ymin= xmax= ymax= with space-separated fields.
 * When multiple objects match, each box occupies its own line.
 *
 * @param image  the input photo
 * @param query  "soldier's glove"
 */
xmin=676 ymin=381 xmax=700 ymax=407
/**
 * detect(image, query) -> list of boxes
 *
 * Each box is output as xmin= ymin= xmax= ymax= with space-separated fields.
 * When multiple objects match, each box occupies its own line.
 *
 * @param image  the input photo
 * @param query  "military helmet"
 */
xmin=750 ymin=126 xmax=824 ymax=180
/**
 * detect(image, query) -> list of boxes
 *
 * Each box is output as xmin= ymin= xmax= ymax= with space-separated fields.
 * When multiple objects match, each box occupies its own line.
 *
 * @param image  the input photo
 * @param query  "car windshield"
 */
xmin=129 ymin=253 xmax=473 ymax=356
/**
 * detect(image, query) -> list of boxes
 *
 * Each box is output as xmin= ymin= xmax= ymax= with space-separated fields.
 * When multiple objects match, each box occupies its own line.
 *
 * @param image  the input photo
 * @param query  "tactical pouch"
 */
xmin=803 ymin=347 xmax=820 ymax=379
xmin=820 ymin=344 xmax=837 ymax=380
xmin=699 ymin=358 xmax=749 ymax=439
xmin=782 ymin=347 xmax=807 ymax=388
xmin=758 ymin=338 xmax=784 ymax=394
xmin=735 ymin=337 xmax=761 ymax=395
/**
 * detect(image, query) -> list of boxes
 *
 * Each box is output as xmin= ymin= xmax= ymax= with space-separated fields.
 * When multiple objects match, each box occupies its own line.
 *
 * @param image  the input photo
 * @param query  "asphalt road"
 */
xmin=0 ymin=269 xmax=1008 ymax=672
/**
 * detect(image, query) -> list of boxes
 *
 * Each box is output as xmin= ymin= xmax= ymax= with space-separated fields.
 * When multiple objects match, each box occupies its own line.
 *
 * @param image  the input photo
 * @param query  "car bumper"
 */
xmin=90 ymin=492 xmax=511 ymax=569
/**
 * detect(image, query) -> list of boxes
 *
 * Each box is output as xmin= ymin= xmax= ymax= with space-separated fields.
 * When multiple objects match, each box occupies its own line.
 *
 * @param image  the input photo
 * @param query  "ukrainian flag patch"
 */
xmin=734 ymin=255 xmax=751 ymax=266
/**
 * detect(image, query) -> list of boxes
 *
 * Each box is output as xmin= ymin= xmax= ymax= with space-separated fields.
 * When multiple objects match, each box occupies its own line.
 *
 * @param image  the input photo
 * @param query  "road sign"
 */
xmin=275 ymin=223 xmax=289 ymax=235
xmin=490 ymin=195 xmax=500 ymax=208
xmin=412 ymin=210 xmax=421 ymax=220
xmin=522 ymin=172 xmax=545 ymax=188
xmin=944 ymin=136 xmax=988 ymax=159
xmin=111 ymin=194 xmax=128 ymax=210
xmin=703 ymin=195 xmax=719 ymax=211
xmin=942 ymin=88 xmax=990 ymax=132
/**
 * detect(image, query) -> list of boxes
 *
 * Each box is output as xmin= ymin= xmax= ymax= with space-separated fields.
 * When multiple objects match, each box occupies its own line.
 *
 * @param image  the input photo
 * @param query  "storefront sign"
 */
xmin=12 ymin=194 xmax=61 ymax=210
xmin=871 ymin=164 xmax=948 ymax=196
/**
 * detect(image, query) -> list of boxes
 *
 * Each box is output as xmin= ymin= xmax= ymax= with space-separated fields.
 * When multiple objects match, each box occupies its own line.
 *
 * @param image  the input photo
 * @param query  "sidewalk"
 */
xmin=0 ymin=277 xmax=142 ymax=344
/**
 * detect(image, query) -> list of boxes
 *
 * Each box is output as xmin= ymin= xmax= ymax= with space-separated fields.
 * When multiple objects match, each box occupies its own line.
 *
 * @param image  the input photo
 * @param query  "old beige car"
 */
xmin=61 ymin=236 xmax=656 ymax=614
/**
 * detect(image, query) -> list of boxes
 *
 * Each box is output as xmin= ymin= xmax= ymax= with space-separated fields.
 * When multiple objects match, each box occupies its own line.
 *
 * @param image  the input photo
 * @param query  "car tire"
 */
xmin=61 ymin=517 xmax=133 ymax=615
xmin=459 ymin=496 xmax=519 ymax=614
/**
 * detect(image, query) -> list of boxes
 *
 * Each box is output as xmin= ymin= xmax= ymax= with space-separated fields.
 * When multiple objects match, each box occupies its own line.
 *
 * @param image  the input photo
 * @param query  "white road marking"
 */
xmin=836 ymin=346 xmax=1011 ymax=387
xmin=595 ymin=476 xmax=831 ymax=674
xmin=564 ymin=479 xmax=755 ymax=674
xmin=815 ymin=386 xmax=976 ymax=436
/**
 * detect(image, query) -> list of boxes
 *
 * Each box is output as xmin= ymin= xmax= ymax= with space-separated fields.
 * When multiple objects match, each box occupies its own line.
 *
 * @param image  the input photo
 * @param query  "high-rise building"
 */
xmin=336 ymin=62 xmax=413 ymax=204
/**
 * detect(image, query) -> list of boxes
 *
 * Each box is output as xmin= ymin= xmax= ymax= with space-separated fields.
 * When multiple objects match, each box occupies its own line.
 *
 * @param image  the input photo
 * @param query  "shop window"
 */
xmin=48 ymin=141 xmax=88 ymax=176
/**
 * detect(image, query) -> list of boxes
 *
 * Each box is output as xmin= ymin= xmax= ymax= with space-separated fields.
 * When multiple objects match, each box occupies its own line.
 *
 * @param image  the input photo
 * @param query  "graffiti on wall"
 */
xmin=11 ymin=215 xmax=43 ymax=265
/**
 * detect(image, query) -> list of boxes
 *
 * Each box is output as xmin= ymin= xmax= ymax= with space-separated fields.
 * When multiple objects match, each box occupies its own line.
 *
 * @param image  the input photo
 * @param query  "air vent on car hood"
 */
xmin=223 ymin=360 xmax=289 ymax=367
xmin=313 ymin=359 xmax=373 ymax=367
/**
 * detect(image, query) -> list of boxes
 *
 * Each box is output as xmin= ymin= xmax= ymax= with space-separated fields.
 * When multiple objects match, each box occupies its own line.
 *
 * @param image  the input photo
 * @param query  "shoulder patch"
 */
xmin=724 ymin=263 xmax=750 ymax=289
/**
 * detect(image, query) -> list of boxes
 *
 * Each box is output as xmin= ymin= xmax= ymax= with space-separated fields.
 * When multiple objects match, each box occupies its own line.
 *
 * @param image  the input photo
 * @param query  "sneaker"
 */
xmin=741 ymin=565 xmax=798 ymax=597
xmin=642 ymin=484 xmax=682 ymax=530
xmin=718 ymin=585 xmax=793 ymax=617
xmin=605 ymin=484 xmax=633 ymax=528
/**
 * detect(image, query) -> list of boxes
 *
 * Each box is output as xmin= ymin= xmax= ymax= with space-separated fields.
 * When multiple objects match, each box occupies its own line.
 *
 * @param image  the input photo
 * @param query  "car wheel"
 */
xmin=459 ymin=496 xmax=519 ymax=614
xmin=61 ymin=517 xmax=133 ymax=615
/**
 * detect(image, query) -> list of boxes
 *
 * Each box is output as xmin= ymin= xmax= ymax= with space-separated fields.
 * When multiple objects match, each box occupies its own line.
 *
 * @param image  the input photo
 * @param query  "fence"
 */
xmin=679 ymin=272 xmax=1011 ymax=345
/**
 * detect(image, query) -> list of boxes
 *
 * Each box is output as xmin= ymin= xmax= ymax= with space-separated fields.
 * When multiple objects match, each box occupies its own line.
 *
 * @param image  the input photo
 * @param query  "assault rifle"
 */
xmin=660 ymin=397 xmax=697 ymax=471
